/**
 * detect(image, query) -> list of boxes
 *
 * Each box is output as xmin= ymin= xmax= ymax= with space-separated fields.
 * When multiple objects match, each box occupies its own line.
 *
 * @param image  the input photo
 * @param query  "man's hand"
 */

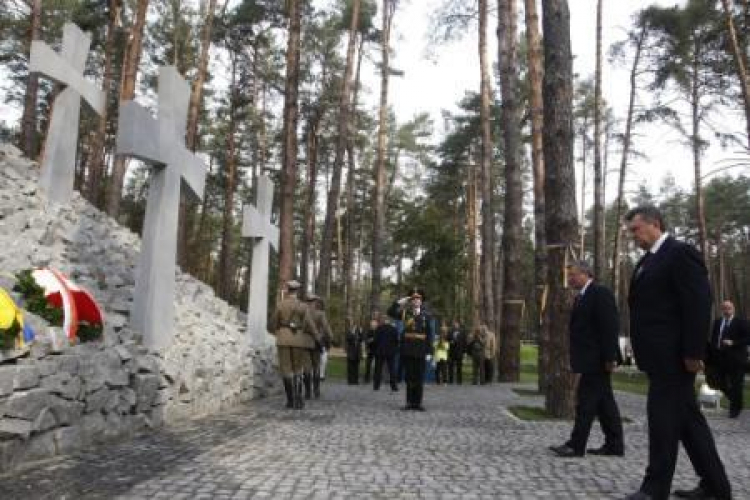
xmin=683 ymin=358 xmax=704 ymax=373
xmin=604 ymin=361 xmax=616 ymax=373
xmin=721 ymin=339 xmax=734 ymax=346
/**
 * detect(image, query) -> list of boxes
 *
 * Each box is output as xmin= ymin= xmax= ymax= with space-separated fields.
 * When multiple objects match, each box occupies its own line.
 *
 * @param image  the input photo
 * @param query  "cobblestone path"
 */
xmin=1 ymin=381 xmax=749 ymax=499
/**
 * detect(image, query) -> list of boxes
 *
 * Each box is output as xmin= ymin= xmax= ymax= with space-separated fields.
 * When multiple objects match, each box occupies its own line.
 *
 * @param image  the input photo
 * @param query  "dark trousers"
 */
xmin=472 ymin=354 xmax=484 ymax=384
xmin=373 ymin=355 xmax=398 ymax=390
xmin=448 ymin=356 xmax=463 ymax=384
xmin=403 ymin=356 xmax=426 ymax=408
xmin=483 ymin=359 xmax=494 ymax=384
xmin=346 ymin=358 xmax=359 ymax=385
xmin=567 ymin=372 xmax=624 ymax=453
xmin=640 ymin=371 xmax=731 ymax=500
xmin=435 ymin=360 xmax=448 ymax=384
xmin=717 ymin=364 xmax=745 ymax=416
xmin=364 ymin=353 xmax=375 ymax=383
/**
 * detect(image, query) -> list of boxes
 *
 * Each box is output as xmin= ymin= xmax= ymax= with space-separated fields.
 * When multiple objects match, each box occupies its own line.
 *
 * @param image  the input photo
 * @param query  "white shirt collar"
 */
xmin=579 ymin=279 xmax=593 ymax=296
xmin=649 ymin=232 xmax=669 ymax=254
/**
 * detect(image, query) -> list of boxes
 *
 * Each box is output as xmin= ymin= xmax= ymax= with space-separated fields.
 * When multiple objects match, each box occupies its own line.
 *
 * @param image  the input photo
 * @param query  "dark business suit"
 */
xmin=373 ymin=323 xmax=400 ymax=391
xmin=566 ymin=282 xmax=624 ymax=454
xmin=628 ymin=236 xmax=730 ymax=500
xmin=706 ymin=315 xmax=749 ymax=417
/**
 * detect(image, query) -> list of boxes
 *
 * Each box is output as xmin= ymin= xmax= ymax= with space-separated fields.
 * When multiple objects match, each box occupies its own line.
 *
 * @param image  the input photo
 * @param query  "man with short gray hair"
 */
xmin=549 ymin=260 xmax=624 ymax=458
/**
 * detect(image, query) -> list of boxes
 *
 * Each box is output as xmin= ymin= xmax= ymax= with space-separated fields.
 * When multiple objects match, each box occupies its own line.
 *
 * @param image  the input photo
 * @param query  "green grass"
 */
xmin=513 ymin=388 xmax=543 ymax=397
xmin=508 ymin=405 xmax=566 ymax=421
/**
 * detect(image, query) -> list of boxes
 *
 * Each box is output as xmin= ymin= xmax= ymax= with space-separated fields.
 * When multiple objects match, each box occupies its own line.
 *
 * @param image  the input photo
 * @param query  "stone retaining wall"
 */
xmin=0 ymin=144 xmax=277 ymax=471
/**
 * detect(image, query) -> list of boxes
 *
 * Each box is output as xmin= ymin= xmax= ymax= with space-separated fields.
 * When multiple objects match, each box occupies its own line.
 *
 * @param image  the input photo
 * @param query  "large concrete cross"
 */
xmin=242 ymin=175 xmax=279 ymax=347
xmin=30 ymin=22 xmax=105 ymax=205
xmin=116 ymin=66 xmax=206 ymax=350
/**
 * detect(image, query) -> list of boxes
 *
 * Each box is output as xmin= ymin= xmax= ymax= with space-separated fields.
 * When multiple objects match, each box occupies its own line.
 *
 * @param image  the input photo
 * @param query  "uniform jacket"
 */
xmin=569 ymin=282 xmax=620 ymax=374
xmin=310 ymin=308 xmax=333 ymax=350
xmin=707 ymin=316 xmax=750 ymax=368
xmin=628 ymin=236 xmax=711 ymax=374
xmin=387 ymin=301 xmax=433 ymax=358
xmin=374 ymin=323 xmax=399 ymax=357
xmin=271 ymin=295 xmax=318 ymax=349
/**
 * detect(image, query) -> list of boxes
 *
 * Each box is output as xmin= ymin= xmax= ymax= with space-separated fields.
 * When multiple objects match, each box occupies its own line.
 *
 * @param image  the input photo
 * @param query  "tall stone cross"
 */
xmin=242 ymin=175 xmax=279 ymax=347
xmin=29 ymin=22 xmax=105 ymax=205
xmin=116 ymin=66 xmax=206 ymax=350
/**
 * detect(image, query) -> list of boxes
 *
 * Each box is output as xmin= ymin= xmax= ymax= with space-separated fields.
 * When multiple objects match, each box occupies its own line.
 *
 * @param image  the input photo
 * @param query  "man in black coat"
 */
xmin=388 ymin=287 xmax=433 ymax=411
xmin=549 ymin=260 xmax=624 ymax=458
xmin=363 ymin=319 xmax=377 ymax=383
xmin=345 ymin=325 xmax=362 ymax=385
xmin=623 ymin=206 xmax=730 ymax=500
xmin=447 ymin=319 xmax=467 ymax=384
xmin=706 ymin=299 xmax=749 ymax=418
xmin=373 ymin=316 xmax=400 ymax=392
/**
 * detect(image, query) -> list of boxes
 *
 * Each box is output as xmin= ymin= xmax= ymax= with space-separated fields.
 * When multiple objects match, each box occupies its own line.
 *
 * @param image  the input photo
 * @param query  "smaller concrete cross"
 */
xmin=242 ymin=175 xmax=279 ymax=347
xmin=116 ymin=66 xmax=206 ymax=350
xmin=29 ymin=22 xmax=105 ymax=205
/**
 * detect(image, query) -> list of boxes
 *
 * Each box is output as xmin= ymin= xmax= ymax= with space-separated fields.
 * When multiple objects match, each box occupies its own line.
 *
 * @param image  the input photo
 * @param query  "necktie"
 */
xmin=718 ymin=319 xmax=729 ymax=347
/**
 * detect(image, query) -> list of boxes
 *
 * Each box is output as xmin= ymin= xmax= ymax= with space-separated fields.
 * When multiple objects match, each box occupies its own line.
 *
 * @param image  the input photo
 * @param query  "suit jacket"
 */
xmin=707 ymin=316 xmax=750 ymax=368
xmin=569 ymin=282 xmax=620 ymax=374
xmin=374 ymin=323 xmax=399 ymax=357
xmin=628 ymin=236 xmax=711 ymax=374
xmin=448 ymin=328 xmax=466 ymax=359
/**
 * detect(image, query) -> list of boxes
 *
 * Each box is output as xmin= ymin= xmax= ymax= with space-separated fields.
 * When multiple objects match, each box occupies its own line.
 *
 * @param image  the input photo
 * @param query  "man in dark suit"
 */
xmin=706 ymin=299 xmax=749 ymax=418
xmin=345 ymin=324 xmax=362 ymax=385
xmin=623 ymin=206 xmax=731 ymax=500
xmin=447 ymin=320 xmax=466 ymax=384
xmin=373 ymin=315 xmax=400 ymax=392
xmin=550 ymin=260 xmax=624 ymax=458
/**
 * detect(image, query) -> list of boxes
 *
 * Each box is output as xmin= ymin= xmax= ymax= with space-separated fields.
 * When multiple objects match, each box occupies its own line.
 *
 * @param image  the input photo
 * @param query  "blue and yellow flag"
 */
xmin=0 ymin=287 xmax=34 ymax=348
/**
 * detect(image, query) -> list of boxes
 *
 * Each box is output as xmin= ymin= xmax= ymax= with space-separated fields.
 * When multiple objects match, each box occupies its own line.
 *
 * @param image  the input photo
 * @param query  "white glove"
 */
xmin=426 ymin=355 xmax=433 ymax=362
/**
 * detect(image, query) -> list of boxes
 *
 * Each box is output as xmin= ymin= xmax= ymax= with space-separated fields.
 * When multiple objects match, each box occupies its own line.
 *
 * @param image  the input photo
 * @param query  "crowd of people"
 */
xmin=269 ymin=205 xmax=748 ymax=500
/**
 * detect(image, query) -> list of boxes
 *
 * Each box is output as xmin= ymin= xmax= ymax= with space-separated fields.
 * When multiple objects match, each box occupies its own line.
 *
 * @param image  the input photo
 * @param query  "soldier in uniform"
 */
xmin=388 ymin=287 xmax=434 ymax=411
xmin=304 ymin=294 xmax=333 ymax=399
xmin=271 ymin=280 xmax=318 ymax=409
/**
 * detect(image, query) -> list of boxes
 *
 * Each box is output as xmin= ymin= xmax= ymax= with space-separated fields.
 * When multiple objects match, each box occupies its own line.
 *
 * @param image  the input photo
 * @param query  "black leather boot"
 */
xmin=303 ymin=373 xmax=312 ymax=400
xmin=293 ymin=375 xmax=305 ymax=410
xmin=313 ymin=375 xmax=321 ymax=399
xmin=283 ymin=378 xmax=294 ymax=409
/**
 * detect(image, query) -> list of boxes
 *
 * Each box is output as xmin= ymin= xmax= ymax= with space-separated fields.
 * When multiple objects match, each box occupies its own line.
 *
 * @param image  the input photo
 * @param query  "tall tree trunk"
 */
xmin=218 ymin=57 xmax=239 ymax=300
xmin=300 ymin=110 xmax=324 ymax=295
xmin=721 ymin=0 xmax=750 ymax=149
xmin=87 ymin=0 xmax=121 ymax=208
xmin=498 ymin=0 xmax=523 ymax=382
xmin=524 ymin=0 xmax=549 ymax=394
xmin=317 ymin=0 xmax=361 ymax=296
xmin=542 ymin=0 xmax=577 ymax=418
xmin=612 ymin=25 xmax=646 ymax=303
xmin=593 ymin=0 xmax=605 ymax=278
xmin=478 ymin=0 xmax=496 ymax=331
xmin=467 ymin=151 xmax=481 ymax=332
xmin=20 ymin=0 xmax=42 ymax=158
xmin=370 ymin=0 xmax=395 ymax=316
xmin=278 ymin=0 xmax=304 ymax=290
xmin=344 ymin=35 xmax=364 ymax=332
xmin=186 ymin=0 xmax=218 ymax=151
xmin=691 ymin=40 xmax=709 ymax=262
xmin=107 ymin=0 xmax=150 ymax=219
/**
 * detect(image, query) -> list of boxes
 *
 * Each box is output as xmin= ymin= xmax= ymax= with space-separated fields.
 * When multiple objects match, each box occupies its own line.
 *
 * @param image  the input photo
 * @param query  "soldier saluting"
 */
xmin=271 ymin=280 xmax=319 ymax=409
xmin=388 ymin=287 xmax=434 ymax=411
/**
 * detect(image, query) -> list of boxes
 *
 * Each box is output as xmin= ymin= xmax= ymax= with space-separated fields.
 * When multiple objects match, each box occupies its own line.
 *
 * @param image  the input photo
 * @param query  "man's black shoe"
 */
xmin=549 ymin=444 xmax=584 ymax=457
xmin=621 ymin=492 xmax=652 ymax=500
xmin=414 ymin=405 xmax=426 ymax=411
xmin=587 ymin=445 xmax=624 ymax=456
xmin=673 ymin=485 xmax=717 ymax=499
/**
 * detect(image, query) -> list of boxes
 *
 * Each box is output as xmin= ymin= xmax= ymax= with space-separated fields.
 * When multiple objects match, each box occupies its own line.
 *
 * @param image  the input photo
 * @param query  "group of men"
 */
xmin=270 ymin=280 xmax=332 ymax=410
xmin=550 ymin=206 xmax=748 ymax=500
xmin=270 ymin=205 xmax=747 ymax=500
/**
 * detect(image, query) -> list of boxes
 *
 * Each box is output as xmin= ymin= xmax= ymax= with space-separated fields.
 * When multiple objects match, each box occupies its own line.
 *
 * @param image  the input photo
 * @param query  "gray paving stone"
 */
xmin=0 ymin=381 xmax=748 ymax=499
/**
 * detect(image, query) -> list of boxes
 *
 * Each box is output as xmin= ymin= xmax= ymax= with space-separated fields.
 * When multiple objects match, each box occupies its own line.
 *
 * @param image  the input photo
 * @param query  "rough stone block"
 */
xmin=0 ymin=418 xmax=33 ymax=439
xmin=1 ymin=389 xmax=51 ymax=420
xmin=84 ymin=388 xmax=109 ymax=414
xmin=32 ymin=408 xmax=57 ymax=433
xmin=48 ymin=396 xmax=84 ymax=426
xmin=41 ymin=373 xmax=82 ymax=400
xmin=53 ymin=426 xmax=85 ymax=454
xmin=0 ymin=439 xmax=20 ymax=473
